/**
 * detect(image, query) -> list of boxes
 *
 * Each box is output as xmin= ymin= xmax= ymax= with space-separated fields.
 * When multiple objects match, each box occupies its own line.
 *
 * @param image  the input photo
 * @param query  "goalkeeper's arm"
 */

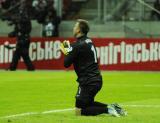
xmin=60 ymin=40 xmax=76 ymax=68
xmin=60 ymin=40 xmax=72 ymax=55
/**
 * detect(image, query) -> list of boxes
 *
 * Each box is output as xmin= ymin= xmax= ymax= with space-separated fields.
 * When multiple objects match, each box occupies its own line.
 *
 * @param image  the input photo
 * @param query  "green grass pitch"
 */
xmin=0 ymin=71 xmax=160 ymax=123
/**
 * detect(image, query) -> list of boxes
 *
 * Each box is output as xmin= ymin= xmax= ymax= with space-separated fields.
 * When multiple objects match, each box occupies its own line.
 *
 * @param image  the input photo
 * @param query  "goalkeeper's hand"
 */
xmin=60 ymin=40 xmax=72 ymax=55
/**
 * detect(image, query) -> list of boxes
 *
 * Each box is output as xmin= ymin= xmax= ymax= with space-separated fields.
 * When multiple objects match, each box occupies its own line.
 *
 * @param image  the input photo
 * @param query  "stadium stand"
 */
xmin=0 ymin=0 xmax=160 ymax=37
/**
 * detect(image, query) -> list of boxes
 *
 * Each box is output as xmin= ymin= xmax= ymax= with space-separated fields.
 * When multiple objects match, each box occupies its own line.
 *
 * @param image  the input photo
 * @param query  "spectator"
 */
xmin=32 ymin=0 xmax=48 ymax=23
xmin=1 ymin=0 xmax=22 ymax=37
xmin=32 ymin=0 xmax=61 ymax=37
xmin=42 ymin=8 xmax=61 ymax=37
xmin=9 ymin=3 xmax=35 ymax=71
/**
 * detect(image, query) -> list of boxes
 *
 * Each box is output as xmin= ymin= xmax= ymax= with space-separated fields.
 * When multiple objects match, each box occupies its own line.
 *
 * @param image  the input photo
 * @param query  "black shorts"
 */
xmin=75 ymin=81 xmax=102 ymax=108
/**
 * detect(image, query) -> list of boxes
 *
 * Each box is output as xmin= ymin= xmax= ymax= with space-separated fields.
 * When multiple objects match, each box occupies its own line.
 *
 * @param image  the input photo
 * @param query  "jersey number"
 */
xmin=91 ymin=46 xmax=98 ymax=63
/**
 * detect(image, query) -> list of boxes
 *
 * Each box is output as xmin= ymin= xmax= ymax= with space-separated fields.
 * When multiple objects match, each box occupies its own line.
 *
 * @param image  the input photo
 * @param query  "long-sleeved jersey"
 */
xmin=64 ymin=35 xmax=102 ymax=86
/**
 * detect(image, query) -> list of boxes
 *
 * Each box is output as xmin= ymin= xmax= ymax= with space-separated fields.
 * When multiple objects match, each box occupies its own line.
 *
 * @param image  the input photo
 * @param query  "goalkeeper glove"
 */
xmin=60 ymin=40 xmax=72 ymax=55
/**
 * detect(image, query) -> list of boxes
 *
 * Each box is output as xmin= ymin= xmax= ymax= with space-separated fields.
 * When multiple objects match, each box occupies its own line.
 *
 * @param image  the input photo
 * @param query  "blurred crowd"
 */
xmin=151 ymin=0 xmax=160 ymax=20
xmin=0 ymin=0 xmax=61 ymax=37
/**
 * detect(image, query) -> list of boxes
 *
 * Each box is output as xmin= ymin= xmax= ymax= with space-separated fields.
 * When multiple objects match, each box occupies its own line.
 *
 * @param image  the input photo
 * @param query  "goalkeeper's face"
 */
xmin=73 ymin=22 xmax=81 ymax=38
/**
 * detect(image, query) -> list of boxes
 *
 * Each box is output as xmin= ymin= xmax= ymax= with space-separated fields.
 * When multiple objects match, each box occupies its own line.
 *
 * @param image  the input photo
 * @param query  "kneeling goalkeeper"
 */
xmin=60 ymin=19 xmax=126 ymax=116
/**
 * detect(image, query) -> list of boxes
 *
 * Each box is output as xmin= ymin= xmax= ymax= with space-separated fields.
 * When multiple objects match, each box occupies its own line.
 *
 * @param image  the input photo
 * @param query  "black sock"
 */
xmin=81 ymin=106 xmax=107 ymax=116
xmin=81 ymin=101 xmax=108 ymax=116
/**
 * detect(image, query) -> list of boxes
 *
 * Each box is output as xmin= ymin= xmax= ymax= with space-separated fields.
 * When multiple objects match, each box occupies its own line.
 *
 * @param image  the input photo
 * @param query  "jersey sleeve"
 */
xmin=64 ymin=43 xmax=78 ymax=68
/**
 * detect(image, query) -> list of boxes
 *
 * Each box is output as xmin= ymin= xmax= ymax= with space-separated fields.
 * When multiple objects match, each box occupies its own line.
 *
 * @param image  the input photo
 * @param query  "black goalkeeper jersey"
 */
xmin=64 ymin=35 xmax=102 ymax=86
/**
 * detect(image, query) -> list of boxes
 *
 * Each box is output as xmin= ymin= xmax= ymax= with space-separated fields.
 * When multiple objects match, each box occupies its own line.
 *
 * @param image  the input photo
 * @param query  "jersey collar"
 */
xmin=77 ymin=35 xmax=87 ymax=41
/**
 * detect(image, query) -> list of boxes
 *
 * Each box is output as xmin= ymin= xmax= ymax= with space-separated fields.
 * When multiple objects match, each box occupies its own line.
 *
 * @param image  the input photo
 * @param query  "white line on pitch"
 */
xmin=124 ymin=104 xmax=160 ymax=108
xmin=42 ymin=108 xmax=75 ymax=114
xmin=108 ymin=84 xmax=160 ymax=87
xmin=1 ymin=105 xmax=160 ymax=119
xmin=0 ymin=112 xmax=38 ymax=119
xmin=0 ymin=108 xmax=75 ymax=119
